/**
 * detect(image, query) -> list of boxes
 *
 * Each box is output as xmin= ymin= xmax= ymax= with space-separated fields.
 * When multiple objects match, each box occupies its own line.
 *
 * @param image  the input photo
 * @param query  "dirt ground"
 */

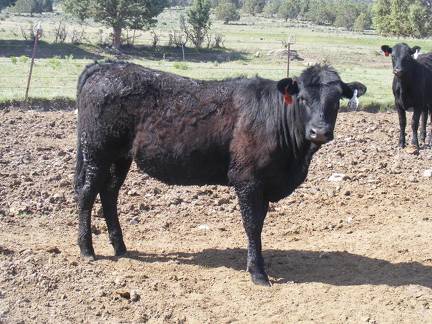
xmin=1 ymin=108 xmax=432 ymax=324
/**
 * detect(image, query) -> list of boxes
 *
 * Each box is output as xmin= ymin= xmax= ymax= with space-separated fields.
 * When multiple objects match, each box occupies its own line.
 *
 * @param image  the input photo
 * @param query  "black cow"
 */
xmin=381 ymin=43 xmax=432 ymax=148
xmin=75 ymin=62 xmax=366 ymax=286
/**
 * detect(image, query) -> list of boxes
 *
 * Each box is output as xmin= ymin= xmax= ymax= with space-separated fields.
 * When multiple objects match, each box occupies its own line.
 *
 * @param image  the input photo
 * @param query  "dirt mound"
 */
xmin=1 ymin=109 xmax=432 ymax=323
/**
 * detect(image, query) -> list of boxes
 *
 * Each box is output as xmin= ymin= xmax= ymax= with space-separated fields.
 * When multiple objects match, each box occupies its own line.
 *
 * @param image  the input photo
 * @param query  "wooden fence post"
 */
xmin=285 ymin=35 xmax=296 ymax=78
xmin=25 ymin=22 xmax=43 ymax=101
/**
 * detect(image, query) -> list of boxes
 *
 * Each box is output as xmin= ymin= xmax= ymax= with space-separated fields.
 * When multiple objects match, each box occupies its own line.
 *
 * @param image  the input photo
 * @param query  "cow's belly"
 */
xmin=133 ymin=143 xmax=230 ymax=186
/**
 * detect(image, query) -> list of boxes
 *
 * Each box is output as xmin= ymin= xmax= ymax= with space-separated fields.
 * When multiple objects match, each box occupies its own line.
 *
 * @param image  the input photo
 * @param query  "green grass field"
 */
xmin=1 ymin=8 xmax=432 ymax=109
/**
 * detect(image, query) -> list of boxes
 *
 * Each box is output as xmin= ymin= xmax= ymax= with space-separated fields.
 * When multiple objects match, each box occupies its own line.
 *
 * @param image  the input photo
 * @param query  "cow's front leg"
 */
xmin=411 ymin=109 xmax=422 ymax=149
xmin=396 ymin=104 xmax=406 ymax=148
xmin=235 ymin=183 xmax=269 ymax=286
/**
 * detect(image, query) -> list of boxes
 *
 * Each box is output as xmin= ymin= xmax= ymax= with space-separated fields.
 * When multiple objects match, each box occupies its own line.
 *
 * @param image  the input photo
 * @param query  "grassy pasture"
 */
xmin=1 ymin=8 xmax=432 ymax=108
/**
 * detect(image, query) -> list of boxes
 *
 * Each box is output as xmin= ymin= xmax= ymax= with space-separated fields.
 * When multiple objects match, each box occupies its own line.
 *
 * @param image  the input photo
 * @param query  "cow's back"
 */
xmin=77 ymin=62 xmax=242 ymax=184
xmin=417 ymin=53 xmax=432 ymax=71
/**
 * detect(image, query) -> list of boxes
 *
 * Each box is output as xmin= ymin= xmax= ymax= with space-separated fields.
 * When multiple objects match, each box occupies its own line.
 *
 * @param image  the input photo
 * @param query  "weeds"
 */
xmin=19 ymin=55 xmax=28 ymax=63
xmin=48 ymin=57 xmax=61 ymax=69
xmin=173 ymin=62 xmax=189 ymax=70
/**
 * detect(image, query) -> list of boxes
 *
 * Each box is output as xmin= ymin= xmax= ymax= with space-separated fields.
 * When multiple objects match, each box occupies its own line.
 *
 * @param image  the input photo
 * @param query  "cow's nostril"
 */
xmin=308 ymin=127 xmax=333 ymax=144
xmin=309 ymin=128 xmax=318 ymax=139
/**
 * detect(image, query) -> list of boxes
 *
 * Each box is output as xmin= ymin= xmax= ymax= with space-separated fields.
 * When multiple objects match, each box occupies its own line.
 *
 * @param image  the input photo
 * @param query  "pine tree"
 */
xmin=373 ymin=0 xmax=432 ymax=37
xmin=278 ymin=0 xmax=300 ymax=21
xmin=12 ymin=0 xmax=53 ymax=15
xmin=183 ymin=0 xmax=211 ymax=47
xmin=215 ymin=0 xmax=240 ymax=24
xmin=242 ymin=0 xmax=265 ymax=16
xmin=0 ymin=0 xmax=16 ymax=10
xmin=63 ymin=0 xmax=168 ymax=49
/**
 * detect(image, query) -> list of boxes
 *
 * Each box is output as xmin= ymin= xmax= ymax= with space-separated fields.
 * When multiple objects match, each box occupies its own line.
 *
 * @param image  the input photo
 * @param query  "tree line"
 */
xmin=171 ymin=0 xmax=432 ymax=36
xmin=1 ymin=0 xmax=432 ymax=47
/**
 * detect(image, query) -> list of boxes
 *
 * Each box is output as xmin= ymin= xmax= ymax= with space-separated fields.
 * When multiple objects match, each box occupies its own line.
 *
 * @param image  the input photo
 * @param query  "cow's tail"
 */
xmin=74 ymin=132 xmax=85 ymax=199
xmin=77 ymin=61 xmax=104 ymax=97
xmin=77 ymin=59 xmax=126 ymax=96
xmin=74 ymin=61 xmax=108 ymax=198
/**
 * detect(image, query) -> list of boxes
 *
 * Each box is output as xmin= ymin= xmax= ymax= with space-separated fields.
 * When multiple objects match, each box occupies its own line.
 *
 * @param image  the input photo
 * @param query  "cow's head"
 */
xmin=381 ymin=43 xmax=421 ymax=77
xmin=277 ymin=65 xmax=367 ymax=145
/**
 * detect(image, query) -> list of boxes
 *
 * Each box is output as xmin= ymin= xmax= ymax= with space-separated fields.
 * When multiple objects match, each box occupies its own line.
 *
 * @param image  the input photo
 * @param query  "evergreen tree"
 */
xmin=0 ymin=0 xmax=16 ymax=10
xmin=278 ymin=0 xmax=300 ymax=21
xmin=263 ymin=0 xmax=281 ymax=17
xmin=334 ymin=1 xmax=360 ymax=30
xmin=184 ymin=0 xmax=211 ymax=47
xmin=409 ymin=0 xmax=432 ymax=37
xmin=242 ymin=0 xmax=265 ymax=15
xmin=215 ymin=0 xmax=240 ymax=23
xmin=63 ymin=0 xmax=168 ymax=48
xmin=12 ymin=0 xmax=53 ymax=15
xmin=353 ymin=12 xmax=369 ymax=31
xmin=305 ymin=0 xmax=336 ymax=25
xmin=373 ymin=0 xmax=432 ymax=37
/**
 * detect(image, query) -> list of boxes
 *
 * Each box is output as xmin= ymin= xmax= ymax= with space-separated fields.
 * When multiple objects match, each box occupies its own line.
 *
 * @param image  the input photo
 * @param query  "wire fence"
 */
xmin=0 ymin=34 xmax=393 ymax=101
xmin=0 ymin=58 xmax=394 ymax=100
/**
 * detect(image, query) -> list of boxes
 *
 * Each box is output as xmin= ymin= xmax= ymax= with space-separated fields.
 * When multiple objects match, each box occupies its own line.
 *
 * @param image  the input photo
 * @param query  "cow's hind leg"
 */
xmin=78 ymin=162 xmax=108 ymax=260
xmin=428 ymin=109 xmax=432 ymax=147
xmin=235 ymin=183 xmax=270 ymax=286
xmin=100 ymin=157 xmax=132 ymax=256
xmin=421 ymin=109 xmax=428 ymax=145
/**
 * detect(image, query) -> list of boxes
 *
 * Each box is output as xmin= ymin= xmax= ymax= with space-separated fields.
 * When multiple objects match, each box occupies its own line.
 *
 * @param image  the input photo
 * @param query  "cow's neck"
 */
xmin=278 ymin=100 xmax=313 ymax=159
xmin=398 ymin=60 xmax=420 ymax=93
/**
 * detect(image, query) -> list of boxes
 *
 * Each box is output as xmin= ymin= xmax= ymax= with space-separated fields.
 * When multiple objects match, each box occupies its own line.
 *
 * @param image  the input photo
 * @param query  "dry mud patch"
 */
xmin=1 ymin=109 xmax=432 ymax=323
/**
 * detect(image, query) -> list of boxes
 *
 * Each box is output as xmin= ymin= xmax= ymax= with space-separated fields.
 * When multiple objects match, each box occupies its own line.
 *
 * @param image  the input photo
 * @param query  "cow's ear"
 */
xmin=381 ymin=45 xmax=392 ymax=56
xmin=411 ymin=46 xmax=421 ymax=55
xmin=341 ymin=81 xmax=367 ymax=99
xmin=277 ymin=78 xmax=299 ymax=95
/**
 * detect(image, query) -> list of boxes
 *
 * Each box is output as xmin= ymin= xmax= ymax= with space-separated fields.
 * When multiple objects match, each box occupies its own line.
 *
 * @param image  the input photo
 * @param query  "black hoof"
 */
xmin=80 ymin=251 xmax=96 ymax=261
xmin=114 ymin=247 xmax=127 ymax=257
xmin=113 ymin=242 xmax=127 ymax=257
xmin=250 ymin=272 xmax=271 ymax=287
xmin=79 ymin=242 xmax=95 ymax=261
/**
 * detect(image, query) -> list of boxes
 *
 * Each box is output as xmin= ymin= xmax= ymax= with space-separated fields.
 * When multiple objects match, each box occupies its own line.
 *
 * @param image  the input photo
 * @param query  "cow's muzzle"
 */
xmin=308 ymin=127 xmax=334 ymax=145
xmin=393 ymin=68 xmax=403 ymax=77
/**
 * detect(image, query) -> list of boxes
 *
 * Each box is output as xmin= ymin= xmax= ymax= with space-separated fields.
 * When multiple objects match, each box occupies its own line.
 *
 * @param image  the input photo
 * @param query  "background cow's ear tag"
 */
xmin=284 ymin=89 xmax=293 ymax=105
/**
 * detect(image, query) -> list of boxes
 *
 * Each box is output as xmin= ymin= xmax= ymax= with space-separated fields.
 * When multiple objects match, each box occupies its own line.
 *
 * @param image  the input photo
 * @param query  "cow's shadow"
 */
xmin=121 ymin=248 xmax=432 ymax=288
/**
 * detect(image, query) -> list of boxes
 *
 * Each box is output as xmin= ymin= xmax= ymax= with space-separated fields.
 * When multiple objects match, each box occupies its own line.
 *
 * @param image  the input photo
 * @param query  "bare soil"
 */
xmin=1 ymin=109 xmax=432 ymax=323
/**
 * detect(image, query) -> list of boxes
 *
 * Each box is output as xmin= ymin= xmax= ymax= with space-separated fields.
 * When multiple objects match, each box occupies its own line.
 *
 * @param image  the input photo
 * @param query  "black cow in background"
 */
xmin=75 ymin=62 xmax=366 ymax=286
xmin=381 ymin=43 xmax=432 ymax=149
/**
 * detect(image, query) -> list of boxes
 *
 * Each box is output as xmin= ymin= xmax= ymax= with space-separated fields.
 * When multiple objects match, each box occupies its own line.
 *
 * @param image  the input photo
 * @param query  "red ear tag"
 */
xmin=283 ymin=89 xmax=293 ymax=105
xmin=384 ymin=51 xmax=389 ymax=57
xmin=284 ymin=94 xmax=293 ymax=104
